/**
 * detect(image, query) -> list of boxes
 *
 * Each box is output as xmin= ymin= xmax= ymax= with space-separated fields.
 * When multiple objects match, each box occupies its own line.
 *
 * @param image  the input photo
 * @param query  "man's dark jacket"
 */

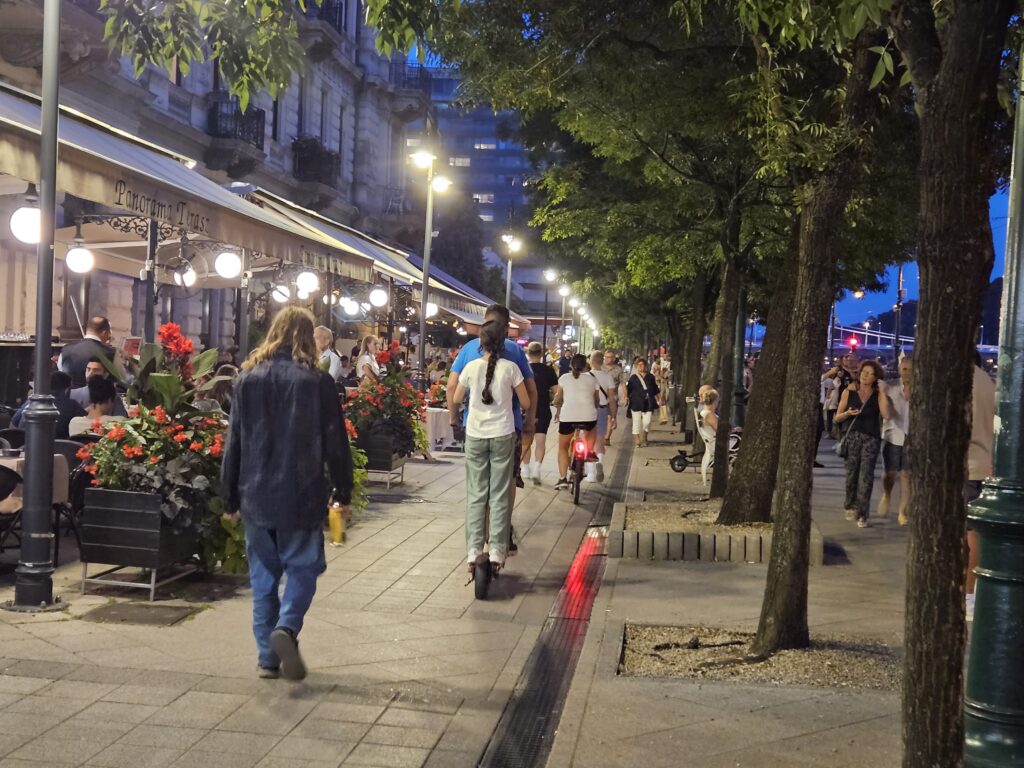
xmin=222 ymin=351 xmax=354 ymax=529
xmin=60 ymin=338 xmax=116 ymax=388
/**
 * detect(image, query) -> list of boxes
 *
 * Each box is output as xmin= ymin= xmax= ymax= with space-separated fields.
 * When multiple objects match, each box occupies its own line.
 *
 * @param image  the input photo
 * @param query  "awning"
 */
xmin=0 ymin=84 xmax=374 ymax=281
xmin=253 ymin=192 xmax=491 ymax=314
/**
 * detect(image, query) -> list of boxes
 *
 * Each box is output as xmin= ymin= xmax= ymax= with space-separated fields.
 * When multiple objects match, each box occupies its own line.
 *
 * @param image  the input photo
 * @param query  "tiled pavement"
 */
xmin=0 ymin=416 xmax=916 ymax=768
xmin=548 ymin=421 xmax=908 ymax=768
xmin=0 ymin=429 xmax=622 ymax=768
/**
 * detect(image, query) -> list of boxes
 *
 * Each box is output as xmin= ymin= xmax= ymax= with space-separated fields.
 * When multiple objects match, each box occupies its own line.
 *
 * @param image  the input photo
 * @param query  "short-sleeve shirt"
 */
xmin=558 ymin=372 xmax=599 ymax=422
xmin=882 ymin=382 xmax=910 ymax=446
xmin=461 ymin=357 xmax=524 ymax=439
xmin=531 ymin=362 xmax=559 ymax=411
xmin=452 ymin=338 xmax=534 ymax=430
xmin=589 ymin=370 xmax=615 ymax=407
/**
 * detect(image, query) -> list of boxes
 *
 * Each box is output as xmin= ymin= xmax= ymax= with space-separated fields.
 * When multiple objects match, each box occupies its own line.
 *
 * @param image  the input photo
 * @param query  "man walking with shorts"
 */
xmin=879 ymin=357 xmax=912 ymax=525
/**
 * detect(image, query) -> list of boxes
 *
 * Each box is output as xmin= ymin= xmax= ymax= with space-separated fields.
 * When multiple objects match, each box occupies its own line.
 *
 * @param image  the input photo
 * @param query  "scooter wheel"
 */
xmin=473 ymin=558 xmax=491 ymax=600
xmin=670 ymin=455 xmax=688 ymax=473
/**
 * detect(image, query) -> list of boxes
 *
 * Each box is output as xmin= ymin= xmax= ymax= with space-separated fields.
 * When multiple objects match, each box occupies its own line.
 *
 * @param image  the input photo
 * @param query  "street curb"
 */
xmin=608 ymin=502 xmax=825 ymax=565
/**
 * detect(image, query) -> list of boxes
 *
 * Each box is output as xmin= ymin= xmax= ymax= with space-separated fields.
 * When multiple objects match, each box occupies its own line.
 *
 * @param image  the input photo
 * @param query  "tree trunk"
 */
xmin=751 ymin=34 xmax=880 ymax=657
xmin=701 ymin=266 xmax=724 ymax=387
xmin=709 ymin=257 xmax=740 ymax=497
xmin=889 ymin=4 xmax=1012 ymax=766
xmin=717 ymin=244 xmax=798 ymax=524
xmin=666 ymin=308 xmax=686 ymax=413
xmin=683 ymin=272 xmax=707 ymax=399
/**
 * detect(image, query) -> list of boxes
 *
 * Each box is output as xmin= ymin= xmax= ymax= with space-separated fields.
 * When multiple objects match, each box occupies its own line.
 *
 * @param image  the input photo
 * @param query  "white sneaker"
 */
xmin=583 ymin=464 xmax=597 ymax=483
xmin=532 ymin=462 xmax=543 ymax=482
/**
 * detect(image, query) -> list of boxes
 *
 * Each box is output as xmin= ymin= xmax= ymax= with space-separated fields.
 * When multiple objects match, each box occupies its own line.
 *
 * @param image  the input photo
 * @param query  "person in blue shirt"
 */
xmin=447 ymin=305 xmax=537 ymax=491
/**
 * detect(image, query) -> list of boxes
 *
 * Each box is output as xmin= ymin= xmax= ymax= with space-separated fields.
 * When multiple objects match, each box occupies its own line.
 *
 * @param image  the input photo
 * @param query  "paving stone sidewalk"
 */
xmin=0 ymin=431 xmax=624 ymax=768
xmin=548 ymin=420 xmax=907 ymax=768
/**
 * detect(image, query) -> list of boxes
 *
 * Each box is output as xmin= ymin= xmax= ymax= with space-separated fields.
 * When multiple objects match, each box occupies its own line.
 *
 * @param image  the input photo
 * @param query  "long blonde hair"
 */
xmin=360 ymin=335 xmax=379 ymax=358
xmin=243 ymin=307 xmax=318 ymax=371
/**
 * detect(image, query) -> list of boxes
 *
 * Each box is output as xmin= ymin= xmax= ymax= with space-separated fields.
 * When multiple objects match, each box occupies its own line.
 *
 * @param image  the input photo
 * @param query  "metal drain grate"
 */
xmin=81 ymin=603 xmax=198 ymax=626
xmin=367 ymin=495 xmax=426 ymax=504
xmin=480 ymin=437 xmax=634 ymax=768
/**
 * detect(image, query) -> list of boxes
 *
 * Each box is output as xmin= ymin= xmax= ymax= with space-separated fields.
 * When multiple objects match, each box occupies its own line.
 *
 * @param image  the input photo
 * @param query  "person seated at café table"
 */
xmin=69 ymin=357 xmax=128 ymax=417
xmin=68 ymin=377 xmax=124 ymax=436
xmin=11 ymin=371 xmax=86 ymax=439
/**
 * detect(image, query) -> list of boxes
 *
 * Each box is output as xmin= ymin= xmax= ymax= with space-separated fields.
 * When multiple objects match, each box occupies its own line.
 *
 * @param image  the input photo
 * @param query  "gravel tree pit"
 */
xmin=620 ymin=624 xmax=901 ymax=691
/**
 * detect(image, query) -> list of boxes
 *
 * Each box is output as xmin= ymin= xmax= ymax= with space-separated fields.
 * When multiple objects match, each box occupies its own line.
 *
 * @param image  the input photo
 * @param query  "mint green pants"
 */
xmin=464 ymin=433 xmax=516 ymax=562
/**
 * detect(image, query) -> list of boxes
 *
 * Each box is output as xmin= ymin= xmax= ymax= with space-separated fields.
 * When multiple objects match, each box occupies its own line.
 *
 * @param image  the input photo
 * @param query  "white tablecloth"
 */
xmin=0 ymin=454 xmax=70 ymax=513
xmin=424 ymin=407 xmax=457 ymax=450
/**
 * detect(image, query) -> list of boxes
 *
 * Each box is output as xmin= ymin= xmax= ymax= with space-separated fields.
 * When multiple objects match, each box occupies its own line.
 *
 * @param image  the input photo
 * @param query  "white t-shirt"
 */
xmin=589 ymin=370 xmax=615 ymax=407
xmin=461 ymin=357 xmax=524 ymax=439
xmin=356 ymin=354 xmax=380 ymax=380
xmin=558 ymin=372 xmax=599 ymax=422
xmin=882 ymin=382 xmax=910 ymax=446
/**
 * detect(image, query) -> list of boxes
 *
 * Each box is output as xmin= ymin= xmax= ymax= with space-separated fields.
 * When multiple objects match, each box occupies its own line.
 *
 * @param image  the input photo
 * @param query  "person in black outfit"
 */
xmin=624 ymin=358 xmax=659 ymax=447
xmin=834 ymin=360 xmax=891 ymax=528
xmin=222 ymin=307 xmax=354 ymax=681
xmin=11 ymin=371 xmax=85 ymax=439
xmin=59 ymin=316 xmax=118 ymax=388
xmin=556 ymin=348 xmax=572 ymax=376
xmin=521 ymin=341 xmax=559 ymax=485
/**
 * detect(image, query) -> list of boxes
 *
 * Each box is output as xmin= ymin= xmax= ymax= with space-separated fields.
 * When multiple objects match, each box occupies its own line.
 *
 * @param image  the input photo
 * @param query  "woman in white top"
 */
xmin=356 ymin=335 xmax=381 ymax=383
xmin=453 ymin=322 xmax=529 ymax=572
xmin=554 ymin=354 xmax=599 ymax=490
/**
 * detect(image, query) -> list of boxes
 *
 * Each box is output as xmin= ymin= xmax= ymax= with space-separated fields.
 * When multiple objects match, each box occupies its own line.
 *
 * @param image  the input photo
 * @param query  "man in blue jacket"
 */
xmin=222 ymin=307 xmax=353 ymax=681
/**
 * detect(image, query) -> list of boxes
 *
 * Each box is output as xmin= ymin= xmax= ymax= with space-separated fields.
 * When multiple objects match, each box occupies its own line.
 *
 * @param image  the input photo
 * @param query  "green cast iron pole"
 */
xmin=964 ymin=45 xmax=1024 ymax=767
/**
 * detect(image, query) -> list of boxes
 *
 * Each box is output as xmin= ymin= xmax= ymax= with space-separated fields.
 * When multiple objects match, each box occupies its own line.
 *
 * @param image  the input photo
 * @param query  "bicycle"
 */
xmin=566 ymin=427 xmax=597 ymax=506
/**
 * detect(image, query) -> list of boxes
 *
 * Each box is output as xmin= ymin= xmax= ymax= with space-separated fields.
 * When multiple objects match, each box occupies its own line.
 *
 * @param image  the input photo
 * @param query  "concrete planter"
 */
xmin=607 ymin=502 xmax=824 ymax=566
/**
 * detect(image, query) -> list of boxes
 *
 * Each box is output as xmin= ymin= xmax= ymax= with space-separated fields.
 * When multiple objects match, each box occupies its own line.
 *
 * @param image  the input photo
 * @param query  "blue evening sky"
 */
xmin=834 ymin=192 xmax=1009 ymax=325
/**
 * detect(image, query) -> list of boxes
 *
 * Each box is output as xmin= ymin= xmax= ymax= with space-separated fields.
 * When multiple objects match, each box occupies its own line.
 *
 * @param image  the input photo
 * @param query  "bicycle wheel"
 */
xmin=670 ymin=454 xmax=688 ymax=473
xmin=573 ymin=460 xmax=583 ymax=505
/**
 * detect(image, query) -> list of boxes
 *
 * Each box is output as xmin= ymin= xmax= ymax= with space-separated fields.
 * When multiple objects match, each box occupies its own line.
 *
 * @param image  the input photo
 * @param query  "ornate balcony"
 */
xmin=204 ymin=94 xmax=266 ymax=178
xmin=388 ymin=64 xmax=432 ymax=122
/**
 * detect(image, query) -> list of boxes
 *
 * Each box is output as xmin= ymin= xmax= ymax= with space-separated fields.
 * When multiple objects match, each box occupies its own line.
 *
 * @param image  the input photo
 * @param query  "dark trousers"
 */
xmin=815 ymin=408 xmax=825 ymax=456
xmin=844 ymin=431 xmax=881 ymax=521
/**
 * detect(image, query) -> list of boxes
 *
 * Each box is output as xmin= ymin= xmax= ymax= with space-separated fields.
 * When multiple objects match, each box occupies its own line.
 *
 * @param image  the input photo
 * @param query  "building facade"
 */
xmin=0 ymin=0 xmax=430 ymax=351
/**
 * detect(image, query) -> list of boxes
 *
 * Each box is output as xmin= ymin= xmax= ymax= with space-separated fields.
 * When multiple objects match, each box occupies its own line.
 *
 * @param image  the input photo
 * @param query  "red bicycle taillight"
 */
xmin=574 ymin=440 xmax=588 ymax=457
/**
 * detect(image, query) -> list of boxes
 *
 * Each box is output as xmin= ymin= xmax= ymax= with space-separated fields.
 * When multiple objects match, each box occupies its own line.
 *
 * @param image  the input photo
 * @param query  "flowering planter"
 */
xmin=356 ymin=432 xmax=407 ymax=472
xmin=80 ymin=488 xmax=199 ymax=600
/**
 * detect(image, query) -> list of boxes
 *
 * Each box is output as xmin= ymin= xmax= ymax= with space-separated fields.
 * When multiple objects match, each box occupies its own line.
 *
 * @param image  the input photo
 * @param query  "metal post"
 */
xmin=504 ymin=257 xmax=512 ymax=309
xmin=965 ymin=43 xmax=1024 ymax=767
xmin=542 ymin=287 xmax=549 ymax=351
xmin=418 ymin=163 xmax=435 ymax=380
xmin=12 ymin=0 xmax=61 ymax=609
xmin=560 ymin=295 xmax=566 ymax=348
xmin=144 ymin=219 xmax=158 ymax=343
xmin=237 ymin=248 xmax=250 ymax=361
xmin=732 ymin=289 xmax=747 ymax=428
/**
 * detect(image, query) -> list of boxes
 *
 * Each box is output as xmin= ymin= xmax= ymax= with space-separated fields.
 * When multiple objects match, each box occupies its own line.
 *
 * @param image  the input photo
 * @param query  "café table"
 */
xmin=0 ymin=452 xmax=71 ymax=565
xmin=424 ymin=407 xmax=458 ymax=452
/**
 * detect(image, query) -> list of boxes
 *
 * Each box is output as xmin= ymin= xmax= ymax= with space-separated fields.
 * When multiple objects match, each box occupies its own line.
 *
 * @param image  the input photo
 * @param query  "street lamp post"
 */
xmin=502 ymin=234 xmax=522 ymax=308
xmin=965 ymin=44 xmax=1024 ymax=765
xmin=558 ymin=285 xmax=569 ymax=352
xmin=411 ymin=151 xmax=449 ymax=382
xmin=894 ymin=265 xmax=905 ymax=360
xmin=542 ymin=268 xmax=556 ymax=350
xmin=11 ymin=0 xmax=62 ymax=609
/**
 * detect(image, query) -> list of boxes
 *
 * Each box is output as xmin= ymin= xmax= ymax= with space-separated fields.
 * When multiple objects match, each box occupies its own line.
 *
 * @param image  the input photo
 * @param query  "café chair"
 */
xmin=0 ymin=464 xmax=23 ymax=552
xmin=0 ymin=429 xmax=25 ymax=449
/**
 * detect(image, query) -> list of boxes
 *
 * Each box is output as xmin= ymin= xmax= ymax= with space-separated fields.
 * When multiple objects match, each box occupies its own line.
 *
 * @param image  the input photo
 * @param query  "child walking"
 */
xmin=453 ymin=321 xmax=531 ymax=571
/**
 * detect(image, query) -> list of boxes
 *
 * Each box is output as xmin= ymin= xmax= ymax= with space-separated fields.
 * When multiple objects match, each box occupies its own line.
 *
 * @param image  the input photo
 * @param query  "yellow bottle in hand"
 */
xmin=328 ymin=501 xmax=345 ymax=546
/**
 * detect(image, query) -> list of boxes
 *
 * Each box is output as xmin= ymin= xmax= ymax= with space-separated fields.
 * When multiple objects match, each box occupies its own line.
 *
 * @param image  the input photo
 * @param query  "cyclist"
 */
xmin=553 ymin=353 xmax=599 ymax=490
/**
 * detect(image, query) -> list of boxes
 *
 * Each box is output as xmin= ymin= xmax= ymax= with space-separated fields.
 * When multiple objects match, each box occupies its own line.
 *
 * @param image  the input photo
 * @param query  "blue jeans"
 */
xmin=245 ymin=526 xmax=326 ymax=668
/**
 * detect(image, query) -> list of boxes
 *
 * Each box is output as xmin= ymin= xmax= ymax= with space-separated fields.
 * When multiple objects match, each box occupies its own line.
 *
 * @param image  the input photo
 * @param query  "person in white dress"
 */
xmin=356 ymin=335 xmax=381 ymax=383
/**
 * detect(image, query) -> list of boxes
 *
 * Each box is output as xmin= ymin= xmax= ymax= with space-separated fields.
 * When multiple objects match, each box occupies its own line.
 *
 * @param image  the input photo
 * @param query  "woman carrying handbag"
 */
xmin=834 ymin=360 xmax=891 ymax=528
xmin=623 ymin=358 xmax=659 ymax=447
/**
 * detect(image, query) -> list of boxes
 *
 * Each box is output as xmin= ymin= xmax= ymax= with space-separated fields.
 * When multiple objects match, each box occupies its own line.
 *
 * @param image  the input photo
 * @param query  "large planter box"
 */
xmin=81 ymin=488 xmax=197 ymax=571
xmin=356 ymin=432 xmax=407 ymax=472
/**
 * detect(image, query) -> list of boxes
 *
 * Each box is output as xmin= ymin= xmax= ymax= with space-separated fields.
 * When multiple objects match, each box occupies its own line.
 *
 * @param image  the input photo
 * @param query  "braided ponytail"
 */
xmin=478 ymin=320 xmax=507 ymax=405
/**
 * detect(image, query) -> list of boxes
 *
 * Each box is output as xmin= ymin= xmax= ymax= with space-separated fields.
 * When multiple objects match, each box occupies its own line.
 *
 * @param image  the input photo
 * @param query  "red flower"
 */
xmin=149 ymin=456 xmax=159 ymax=464
xmin=209 ymin=443 xmax=223 ymax=457
xmin=90 ymin=478 xmax=99 ymax=486
xmin=152 ymin=406 xmax=169 ymax=425
xmin=84 ymin=464 xmax=97 ymax=475
xmin=128 ymin=406 xmax=140 ymax=417
xmin=189 ymin=441 xmax=203 ymax=452
xmin=75 ymin=446 xmax=92 ymax=460
xmin=173 ymin=433 xmax=188 ymax=443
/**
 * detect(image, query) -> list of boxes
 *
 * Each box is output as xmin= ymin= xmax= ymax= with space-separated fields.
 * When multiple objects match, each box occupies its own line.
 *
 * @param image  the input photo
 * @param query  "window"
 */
xmin=406 ymin=137 xmax=422 ymax=147
xmin=297 ymin=77 xmax=306 ymax=135
xmin=338 ymin=104 xmax=345 ymax=153
xmin=472 ymin=193 xmax=495 ymax=204
xmin=474 ymin=141 xmax=497 ymax=150
xmin=449 ymin=156 xmax=471 ymax=167
xmin=271 ymin=98 xmax=281 ymax=141
xmin=320 ymin=89 xmax=329 ymax=139
xmin=479 ymin=213 xmax=494 ymax=222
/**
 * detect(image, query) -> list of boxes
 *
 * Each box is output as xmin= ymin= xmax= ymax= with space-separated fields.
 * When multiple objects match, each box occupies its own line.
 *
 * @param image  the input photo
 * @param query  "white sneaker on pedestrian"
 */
xmin=583 ymin=464 xmax=597 ymax=483
xmin=532 ymin=462 xmax=543 ymax=484
xmin=845 ymin=508 xmax=856 ymax=521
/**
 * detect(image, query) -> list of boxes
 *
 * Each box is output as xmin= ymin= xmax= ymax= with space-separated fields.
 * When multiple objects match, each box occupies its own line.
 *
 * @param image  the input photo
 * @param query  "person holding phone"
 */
xmin=834 ymin=360 xmax=891 ymax=528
